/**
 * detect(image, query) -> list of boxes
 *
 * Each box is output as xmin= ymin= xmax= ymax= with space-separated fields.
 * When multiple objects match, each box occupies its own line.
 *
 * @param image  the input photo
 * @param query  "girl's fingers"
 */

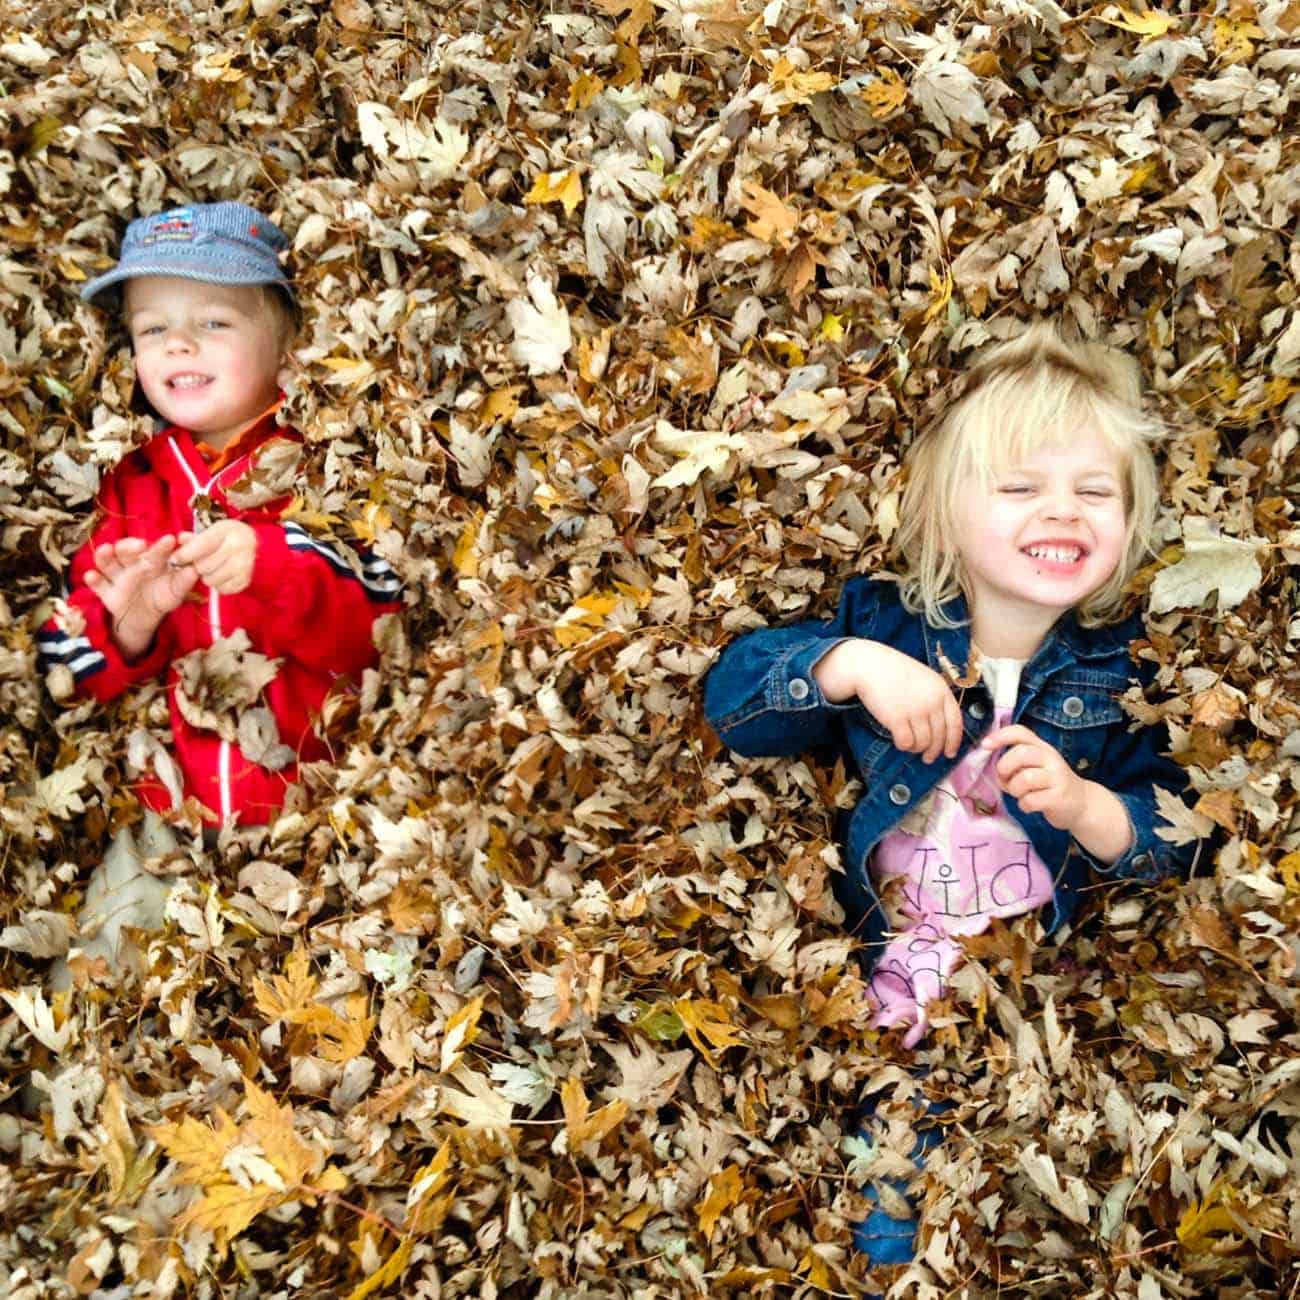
xmin=893 ymin=718 xmax=915 ymax=753
xmin=911 ymin=715 xmax=932 ymax=758
xmin=924 ymin=707 xmax=952 ymax=763
xmin=944 ymin=695 xmax=963 ymax=757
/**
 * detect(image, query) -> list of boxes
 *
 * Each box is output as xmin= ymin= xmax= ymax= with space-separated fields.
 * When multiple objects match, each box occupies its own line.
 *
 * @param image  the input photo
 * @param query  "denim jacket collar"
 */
xmin=921 ymin=592 xmax=1135 ymax=692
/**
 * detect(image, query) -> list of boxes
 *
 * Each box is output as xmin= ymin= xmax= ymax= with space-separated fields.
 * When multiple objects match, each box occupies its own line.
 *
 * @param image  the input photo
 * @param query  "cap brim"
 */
xmin=80 ymin=262 xmax=296 ymax=308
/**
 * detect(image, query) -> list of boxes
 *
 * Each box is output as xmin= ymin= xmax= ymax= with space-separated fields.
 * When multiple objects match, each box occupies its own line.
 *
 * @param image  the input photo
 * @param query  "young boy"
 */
xmin=39 ymin=201 xmax=401 ymax=976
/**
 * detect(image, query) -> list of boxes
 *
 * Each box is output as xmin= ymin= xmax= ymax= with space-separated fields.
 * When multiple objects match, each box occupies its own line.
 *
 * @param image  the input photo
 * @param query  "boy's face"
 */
xmin=124 ymin=276 xmax=289 ymax=451
xmin=951 ymin=430 xmax=1129 ymax=652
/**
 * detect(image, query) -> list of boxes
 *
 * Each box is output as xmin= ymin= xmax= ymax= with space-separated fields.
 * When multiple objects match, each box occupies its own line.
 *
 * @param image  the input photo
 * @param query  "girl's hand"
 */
xmin=982 ymin=723 xmax=1135 ymax=863
xmin=172 ymin=520 xmax=258 ymax=594
xmin=982 ymin=724 xmax=1086 ymax=827
xmin=85 ymin=534 xmax=199 ymax=660
xmin=814 ymin=639 xmax=963 ymax=764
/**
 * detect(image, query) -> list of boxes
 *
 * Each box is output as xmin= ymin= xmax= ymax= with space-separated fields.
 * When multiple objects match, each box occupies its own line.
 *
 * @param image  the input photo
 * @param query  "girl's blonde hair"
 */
xmin=895 ymin=322 xmax=1162 ymax=629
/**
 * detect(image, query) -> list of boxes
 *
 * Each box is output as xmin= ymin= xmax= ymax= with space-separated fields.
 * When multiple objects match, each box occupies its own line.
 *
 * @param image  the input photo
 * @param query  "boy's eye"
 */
xmin=202 ymin=319 xmax=230 ymax=330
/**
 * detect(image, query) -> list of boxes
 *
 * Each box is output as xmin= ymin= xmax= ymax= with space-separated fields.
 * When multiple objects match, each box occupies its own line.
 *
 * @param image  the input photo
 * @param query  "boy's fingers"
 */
xmin=172 ymin=531 xmax=221 ymax=566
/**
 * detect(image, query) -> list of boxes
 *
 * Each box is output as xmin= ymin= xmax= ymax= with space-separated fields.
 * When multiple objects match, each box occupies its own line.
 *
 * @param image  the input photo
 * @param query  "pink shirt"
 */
xmin=868 ymin=657 xmax=1055 ymax=1046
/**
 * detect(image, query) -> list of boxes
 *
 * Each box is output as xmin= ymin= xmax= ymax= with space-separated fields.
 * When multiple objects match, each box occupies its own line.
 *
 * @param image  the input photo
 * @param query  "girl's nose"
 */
xmin=1041 ymin=489 xmax=1079 ymax=520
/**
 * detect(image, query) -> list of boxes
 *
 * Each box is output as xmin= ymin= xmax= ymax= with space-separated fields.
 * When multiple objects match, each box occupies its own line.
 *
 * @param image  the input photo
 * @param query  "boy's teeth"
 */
xmin=170 ymin=375 xmax=209 ymax=389
xmin=1026 ymin=544 xmax=1082 ymax=563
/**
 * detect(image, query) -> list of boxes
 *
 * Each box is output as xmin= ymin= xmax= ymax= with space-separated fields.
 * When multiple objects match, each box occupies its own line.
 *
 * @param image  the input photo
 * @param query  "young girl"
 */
xmin=702 ymin=324 xmax=1195 ymax=1263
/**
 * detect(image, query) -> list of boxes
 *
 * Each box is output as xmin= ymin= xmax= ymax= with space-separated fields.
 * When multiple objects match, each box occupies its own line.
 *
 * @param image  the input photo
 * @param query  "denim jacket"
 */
xmin=703 ymin=576 xmax=1195 ymax=958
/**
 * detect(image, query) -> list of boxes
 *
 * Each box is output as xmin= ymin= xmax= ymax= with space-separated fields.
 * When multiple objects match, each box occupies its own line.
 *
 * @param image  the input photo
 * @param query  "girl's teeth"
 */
xmin=1027 ymin=545 xmax=1082 ymax=563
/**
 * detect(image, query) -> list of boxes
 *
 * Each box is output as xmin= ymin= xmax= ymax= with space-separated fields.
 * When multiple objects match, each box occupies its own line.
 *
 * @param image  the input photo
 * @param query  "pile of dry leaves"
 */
xmin=2 ymin=0 xmax=1298 ymax=1296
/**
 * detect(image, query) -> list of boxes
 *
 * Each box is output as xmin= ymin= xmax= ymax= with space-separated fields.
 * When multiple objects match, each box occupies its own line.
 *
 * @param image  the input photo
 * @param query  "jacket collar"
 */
xmin=922 ymin=590 xmax=1138 ymax=686
xmin=140 ymin=408 xmax=285 ymax=491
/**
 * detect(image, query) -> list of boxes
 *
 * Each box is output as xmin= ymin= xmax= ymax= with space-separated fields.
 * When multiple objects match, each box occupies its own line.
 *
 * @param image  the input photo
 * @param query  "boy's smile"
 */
xmin=952 ymin=432 xmax=1128 ymax=657
xmin=125 ymin=276 xmax=289 ymax=451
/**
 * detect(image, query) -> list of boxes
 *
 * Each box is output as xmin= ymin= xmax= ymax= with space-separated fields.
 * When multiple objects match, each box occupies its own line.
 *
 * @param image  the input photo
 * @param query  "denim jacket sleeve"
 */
xmin=702 ymin=576 xmax=882 ymax=758
xmin=1078 ymin=660 xmax=1197 ymax=883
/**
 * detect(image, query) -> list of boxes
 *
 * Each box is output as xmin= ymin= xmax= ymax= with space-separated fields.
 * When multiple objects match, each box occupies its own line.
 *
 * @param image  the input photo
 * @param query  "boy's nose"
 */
xmin=164 ymin=327 xmax=197 ymax=353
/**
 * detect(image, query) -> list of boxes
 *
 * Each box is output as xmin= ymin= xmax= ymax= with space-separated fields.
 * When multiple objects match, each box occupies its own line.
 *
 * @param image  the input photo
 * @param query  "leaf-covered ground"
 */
xmin=2 ymin=1 xmax=1299 ymax=1297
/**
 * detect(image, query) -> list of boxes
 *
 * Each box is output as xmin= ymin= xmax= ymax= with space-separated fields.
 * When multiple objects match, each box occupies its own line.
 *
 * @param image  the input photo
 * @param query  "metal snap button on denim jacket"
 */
xmin=702 ymin=576 xmax=1197 ymax=960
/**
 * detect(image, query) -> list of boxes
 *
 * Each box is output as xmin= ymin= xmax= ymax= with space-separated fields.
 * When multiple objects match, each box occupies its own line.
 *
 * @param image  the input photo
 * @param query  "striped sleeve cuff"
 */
xmin=281 ymin=523 xmax=402 ymax=603
xmin=37 ymin=626 xmax=108 ymax=682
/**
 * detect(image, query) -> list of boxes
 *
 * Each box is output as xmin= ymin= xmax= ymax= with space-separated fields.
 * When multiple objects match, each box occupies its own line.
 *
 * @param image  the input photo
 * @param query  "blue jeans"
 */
xmin=852 ymin=1102 xmax=949 ymax=1264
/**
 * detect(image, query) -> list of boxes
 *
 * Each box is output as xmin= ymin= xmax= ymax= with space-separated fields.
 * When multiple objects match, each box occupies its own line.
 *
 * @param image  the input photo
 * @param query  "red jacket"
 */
xmin=38 ymin=417 xmax=402 ymax=824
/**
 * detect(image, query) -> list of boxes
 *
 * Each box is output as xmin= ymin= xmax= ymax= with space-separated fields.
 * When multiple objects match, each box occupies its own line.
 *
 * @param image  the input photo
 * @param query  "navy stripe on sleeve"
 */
xmin=282 ymin=523 xmax=402 ymax=602
xmin=37 ymin=628 xmax=108 ymax=681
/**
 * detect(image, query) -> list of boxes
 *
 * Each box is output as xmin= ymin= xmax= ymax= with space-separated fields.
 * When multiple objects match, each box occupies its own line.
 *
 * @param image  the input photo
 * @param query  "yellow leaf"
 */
xmin=283 ymin=497 xmax=342 ymax=532
xmin=479 ymin=384 xmax=524 ymax=427
xmin=453 ymin=516 xmax=480 ymax=579
xmin=561 ymin=1076 xmax=628 ymax=1147
xmin=1101 ymin=8 xmax=1179 ymax=39
xmin=408 ymin=1141 xmax=456 ymax=1234
xmin=466 ymin=620 xmax=505 ymax=692
xmin=612 ymin=580 xmax=652 ymax=609
xmin=770 ymin=55 xmax=834 ymax=104
xmin=740 ymin=180 xmax=798 ymax=248
xmin=1214 ymin=17 xmax=1264 ymax=64
xmin=924 ymin=268 xmax=953 ymax=323
xmin=799 ymin=1248 xmax=831 ymax=1289
xmin=1278 ymin=851 xmax=1300 ymax=895
xmin=100 ymin=1081 xmax=146 ymax=1204
xmin=860 ymin=66 xmax=908 ymax=117
xmin=817 ymin=311 xmax=846 ymax=342
xmin=150 ymin=1111 xmax=241 ymax=1186
xmin=306 ymin=998 xmax=375 ymax=1065
xmin=696 ymin=1164 xmax=743 ymax=1240
xmin=567 ymin=71 xmax=604 ymax=110
xmin=684 ymin=214 xmax=742 ymax=252
xmin=554 ymin=591 xmax=622 ymax=648
xmin=673 ymin=997 xmax=745 ymax=1067
xmin=58 ymin=256 xmax=87 ymax=282
xmin=1123 ymin=158 xmax=1159 ymax=193
xmin=352 ymin=500 xmax=392 ymax=545
xmin=765 ymin=335 xmax=805 ymax=367
xmin=1178 ymin=1178 xmax=1245 ymax=1251
xmin=345 ymin=1237 xmax=413 ymax=1300
xmin=253 ymin=948 xmax=318 ymax=1022
xmin=524 ymin=169 xmax=584 ymax=216
xmin=440 ymin=995 xmax=484 ymax=1073
xmin=180 ymin=1181 xmax=281 ymax=1246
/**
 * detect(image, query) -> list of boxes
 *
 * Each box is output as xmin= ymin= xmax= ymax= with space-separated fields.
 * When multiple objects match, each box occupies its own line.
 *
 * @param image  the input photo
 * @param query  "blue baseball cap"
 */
xmin=81 ymin=201 xmax=295 ymax=307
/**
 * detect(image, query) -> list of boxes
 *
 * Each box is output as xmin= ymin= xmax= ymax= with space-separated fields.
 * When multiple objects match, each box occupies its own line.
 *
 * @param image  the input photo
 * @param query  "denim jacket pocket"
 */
xmin=1022 ymin=686 xmax=1125 ymax=775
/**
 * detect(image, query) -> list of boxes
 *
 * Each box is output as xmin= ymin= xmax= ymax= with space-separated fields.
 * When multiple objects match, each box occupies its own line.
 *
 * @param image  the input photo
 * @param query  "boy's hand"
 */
xmin=84 ymin=534 xmax=199 ymax=661
xmin=982 ymin=723 xmax=1134 ymax=864
xmin=813 ymin=639 xmax=963 ymax=764
xmin=173 ymin=520 xmax=258 ymax=595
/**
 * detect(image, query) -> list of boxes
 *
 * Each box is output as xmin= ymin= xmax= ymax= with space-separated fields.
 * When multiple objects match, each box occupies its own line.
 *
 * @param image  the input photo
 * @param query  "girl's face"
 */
xmin=125 ymin=276 xmax=288 ymax=451
xmin=951 ymin=431 xmax=1128 ymax=657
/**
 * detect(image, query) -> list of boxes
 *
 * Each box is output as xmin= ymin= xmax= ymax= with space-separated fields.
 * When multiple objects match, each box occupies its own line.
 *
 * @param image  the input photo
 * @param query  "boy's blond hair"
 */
xmin=895 ymin=323 xmax=1162 ymax=629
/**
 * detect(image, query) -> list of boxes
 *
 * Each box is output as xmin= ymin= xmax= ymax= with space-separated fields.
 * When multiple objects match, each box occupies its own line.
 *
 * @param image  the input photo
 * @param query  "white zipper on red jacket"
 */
xmin=164 ymin=434 xmax=257 ymax=825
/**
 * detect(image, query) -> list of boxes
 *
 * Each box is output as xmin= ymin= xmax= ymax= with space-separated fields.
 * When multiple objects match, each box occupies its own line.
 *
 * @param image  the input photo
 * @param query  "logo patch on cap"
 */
xmin=139 ymin=209 xmax=196 ymax=246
